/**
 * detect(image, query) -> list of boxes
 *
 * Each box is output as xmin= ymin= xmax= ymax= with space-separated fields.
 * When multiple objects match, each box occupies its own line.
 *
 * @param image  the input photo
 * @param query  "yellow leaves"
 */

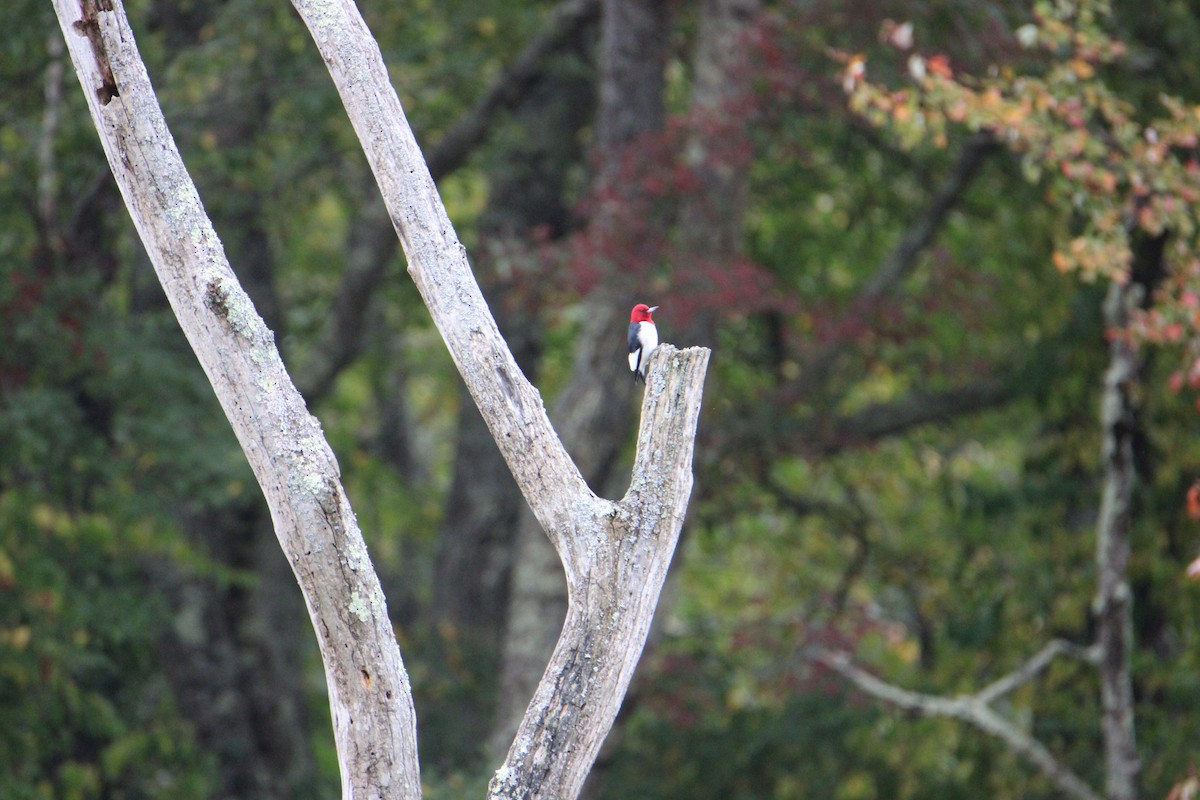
xmin=1053 ymin=231 xmax=1131 ymax=281
xmin=893 ymin=637 xmax=921 ymax=665
xmin=0 ymin=547 xmax=12 ymax=590
xmin=1 ymin=625 xmax=32 ymax=651
xmin=1069 ymin=58 xmax=1095 ymax=80
xmin=473 ymin=17 xmax=497 ymax=38
xmin=31 ymin=503 xmax=68 ymax=534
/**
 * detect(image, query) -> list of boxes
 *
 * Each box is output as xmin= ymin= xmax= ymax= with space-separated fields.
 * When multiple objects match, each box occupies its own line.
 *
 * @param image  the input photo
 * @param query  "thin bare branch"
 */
xmin=295 ymin=190 xmax=393 ymax=404
xmin=426 ymin=0 xmax=599 ymax=182
xmin=859 ymin=133 xmax=997 ymax=301
xmin=798 ymin=133 xmax=999 ymax=389
xmin=816 ymin=650 xmax=1103 ymax=800
xmin=976 ymin=639 xmax=1099 ymax=706
xmin=744 ymin=377 xmax=1015 ymax=461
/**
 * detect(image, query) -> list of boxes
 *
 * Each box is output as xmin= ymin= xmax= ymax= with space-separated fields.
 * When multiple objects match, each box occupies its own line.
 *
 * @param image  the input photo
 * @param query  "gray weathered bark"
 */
xmin=299 ymin=0 xmax=601 ymax=406
xmin=818 ymin=647 xmax=1103 ymax=800
xmin=286 ymin=2 xmax=710 ymax=793
xmin=490 ymin=0 xmax=673 ymax=756
xmin=57 ymin=1 xmax=709 ymax=798
xmin=52 ymin=1 xmax=421 ymax=796
xmin=1092 ymin=232 xmax=1164 ymax=800
xmin=434 ymin=27 xmax=594 ymax=647
xmin=1095 ymin=277 xmax=1144 ymax=800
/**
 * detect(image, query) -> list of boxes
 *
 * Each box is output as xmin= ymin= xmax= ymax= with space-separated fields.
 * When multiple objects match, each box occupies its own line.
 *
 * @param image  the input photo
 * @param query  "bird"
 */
xmin=627 ymin=303 xmax=659 ymax=383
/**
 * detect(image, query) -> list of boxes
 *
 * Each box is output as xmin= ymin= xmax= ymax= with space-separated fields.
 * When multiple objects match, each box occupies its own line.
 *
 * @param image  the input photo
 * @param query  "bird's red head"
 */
xmin=630 ymin=303 xmax=658 ymax=323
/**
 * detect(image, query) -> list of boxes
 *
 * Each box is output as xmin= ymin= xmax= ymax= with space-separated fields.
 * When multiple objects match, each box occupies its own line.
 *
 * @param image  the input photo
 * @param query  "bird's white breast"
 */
xmin=629 ymin=321 xmax=658 ymax=372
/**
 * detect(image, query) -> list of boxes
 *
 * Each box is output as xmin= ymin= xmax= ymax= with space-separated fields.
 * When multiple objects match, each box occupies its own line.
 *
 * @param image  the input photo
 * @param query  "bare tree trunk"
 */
xmin=52 ymin=3 xmax=422 ymax=796
xmin=1092 ymin=232 xmax=1164 ymax=800
xmin=676 ymin=0 xmax=759 ymax=346
xmin=56 ymin=3 xmax=709 ymax=800
xmin=430 ymin=39 xmax=594 ymax=769
xmin=1095 ymin=279 xmax=1140 ymax=800
xmin=490 ymin=0 xmax=673 ymax=759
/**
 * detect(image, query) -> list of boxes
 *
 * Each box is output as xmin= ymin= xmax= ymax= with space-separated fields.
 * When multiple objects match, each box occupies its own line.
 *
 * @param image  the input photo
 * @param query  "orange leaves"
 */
xmin=840 ymin=3 xmax=1200 ymax=452
xmin=1068 ymin=58 xmax=1095 ymax=80
xmin=1187 ymin=484 xmax=1200 ymax=580
xmin=1051 ymin=230 xmax=1130 ymax=281
xmin=845 ymin=5 xmax=1200 ymax=289
xmin=926 ymin=54 xmax=953 ymax=80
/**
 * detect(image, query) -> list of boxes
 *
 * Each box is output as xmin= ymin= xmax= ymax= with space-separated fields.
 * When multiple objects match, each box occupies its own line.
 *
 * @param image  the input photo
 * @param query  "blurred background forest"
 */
xmin=6 ymin=0 xmax=1200 ymax=797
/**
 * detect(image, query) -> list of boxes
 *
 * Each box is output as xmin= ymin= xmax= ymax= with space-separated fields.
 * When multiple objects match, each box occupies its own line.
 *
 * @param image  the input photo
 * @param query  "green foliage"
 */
xmin=0 ymin=491 xmax=213 ymax=799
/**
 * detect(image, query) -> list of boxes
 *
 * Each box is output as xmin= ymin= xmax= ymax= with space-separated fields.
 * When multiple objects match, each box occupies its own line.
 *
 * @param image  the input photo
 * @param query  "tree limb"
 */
xmin=858 ymin=133 xmax=998 ymax=301
xmin=295 ymin=188 xmax=394 ymax=404
xmin=799 ymin=133 xmax=999 ymax=389
xmin=975 ymin=639 xmax=1099 ymax=706
xmin=290 ymin=3 xmax=711 ymax=798
xmin=298 ymin=0 xmax=598 ymax=406
xmin=426 ymin=0 xmax=599 ymax=181
xmin=289 ymin=0 xmax=592 ymax=543
xmin=734 ymin=377 xmax=1016 ymax=462
xmin=814 ymin=378 xmax=1015 ymax=453
xmin=1092 ymin=232 xmax=1165 ymax=800
xmin=490 ymin=345 xmax=710 ymax=799
xmin=815 ymin=649 xmax=1102 ymax=800
xmin=50 ymin=1 xmax=421 ymax=797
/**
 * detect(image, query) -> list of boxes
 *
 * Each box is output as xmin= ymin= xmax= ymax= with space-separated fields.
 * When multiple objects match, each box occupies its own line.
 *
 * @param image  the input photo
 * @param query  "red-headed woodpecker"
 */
xmin=628 ymin=303 xmax=659 ymax=383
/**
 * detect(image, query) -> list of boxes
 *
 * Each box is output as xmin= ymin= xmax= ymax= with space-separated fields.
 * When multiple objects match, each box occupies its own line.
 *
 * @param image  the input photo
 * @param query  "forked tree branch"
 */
xmin=815 ymin=648 xmax=1102 ymax=800
xmin=289 ymin=4 xmax=712 ymax=794
xmin=798 ymin=133 xmax=998 ymax=388
xmin=55 ymin=1 xmax=709 ymax=798
xmin=288 ymin=0 xmax=593 ymax=550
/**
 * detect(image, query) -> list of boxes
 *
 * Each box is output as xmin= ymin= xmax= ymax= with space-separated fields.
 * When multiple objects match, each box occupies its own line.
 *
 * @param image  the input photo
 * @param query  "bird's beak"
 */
xmin=648 ymin=306 xmax=659 ymax=313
